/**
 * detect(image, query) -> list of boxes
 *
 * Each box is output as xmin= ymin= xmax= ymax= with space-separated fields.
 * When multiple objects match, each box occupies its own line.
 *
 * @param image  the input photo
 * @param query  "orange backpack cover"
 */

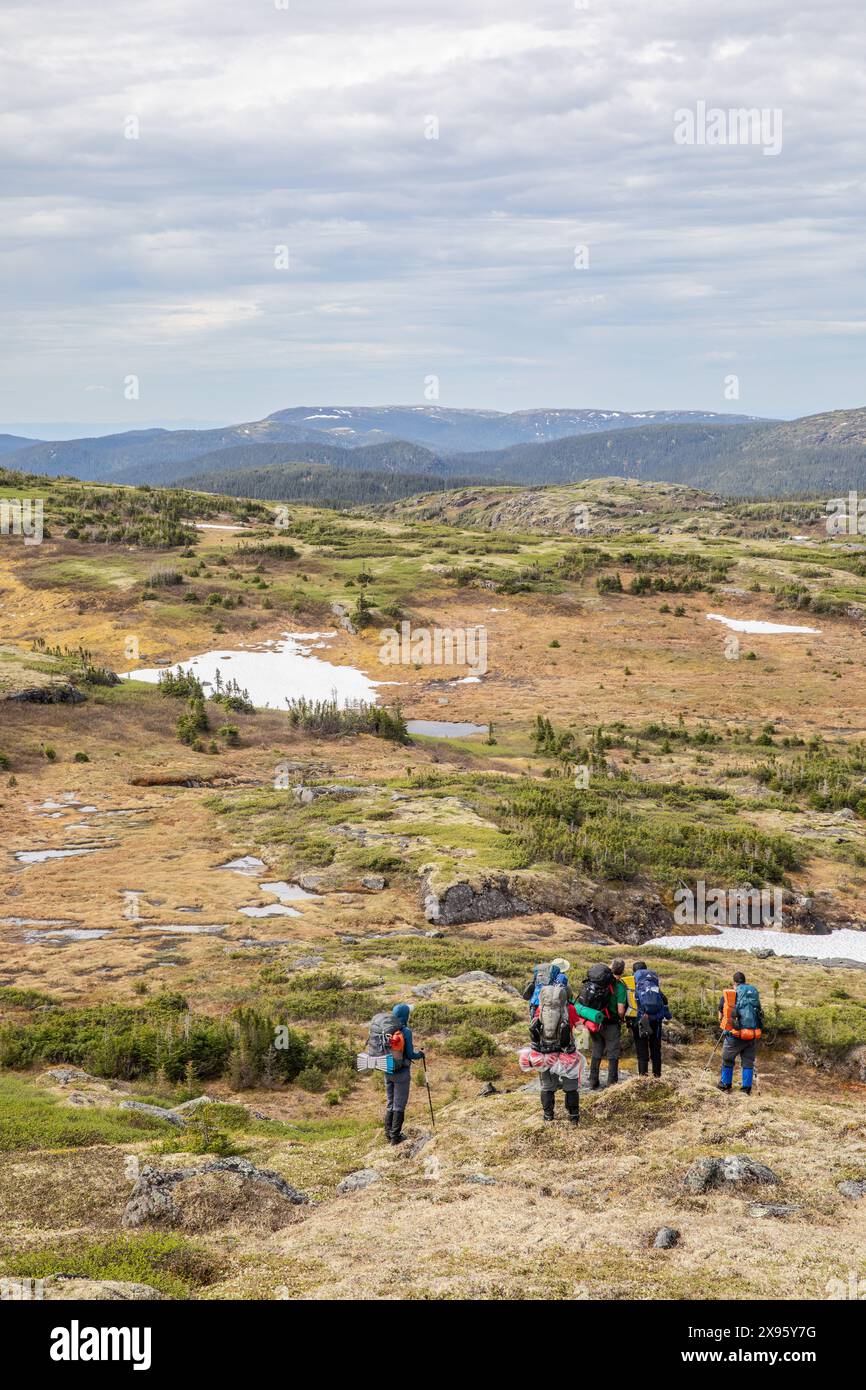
xmin=720 ymin=987 xmax=762 ymax=1041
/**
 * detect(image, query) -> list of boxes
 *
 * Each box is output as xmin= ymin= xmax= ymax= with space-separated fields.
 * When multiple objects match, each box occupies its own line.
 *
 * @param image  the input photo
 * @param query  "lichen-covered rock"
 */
xmin=838 ymin=1179 xmax=866 ymax=1200
xmin=122 ymin=1158 xmax=308 ymax=1231
xmin=423 ymin=876 xmax=533 ymax=926
xmin=118 ymin=1100 xmax=186 ymax=1126
xmin=652 ymin=1226 xmax=680 ymax=1248
xmin=39 ymin=1276 xmax=166 ymax=1300
xmin=293 ymin=784 xmax=371 ymax=805
xmin=336 ymin=1168 xmax=381 ymax=1194
xmin=683 ymin=1155 xmax=779 ymax=1193
xmin=748 ymin=1202 xmax=802 ymax=1218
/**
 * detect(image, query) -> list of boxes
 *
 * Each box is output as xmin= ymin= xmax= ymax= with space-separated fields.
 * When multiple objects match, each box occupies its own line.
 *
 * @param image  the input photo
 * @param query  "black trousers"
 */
xmin=629 ymin=1020 xmax=662 ymax=1077
xmin=589 ymin=1022 xmax=621 ymax=1085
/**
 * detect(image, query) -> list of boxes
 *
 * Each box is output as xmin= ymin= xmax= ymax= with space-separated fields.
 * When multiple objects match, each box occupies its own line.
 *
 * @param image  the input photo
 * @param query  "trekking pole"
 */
xmin=701 ymin=1031 xmax=723 ymax=1079
xmin=421 ymin=1057 xmax=435 ymax=1129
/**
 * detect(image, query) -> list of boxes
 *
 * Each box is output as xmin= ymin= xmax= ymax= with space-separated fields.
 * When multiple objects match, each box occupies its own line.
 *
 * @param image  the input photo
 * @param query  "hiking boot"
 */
xmin=389 ymin=1107 xmax=406 ymax=1144
xmin=564 ymin=1091 xmax=579 ymax=1126
xmin=542 ymin=1112 xmax=554 ymax=1123
xmin=741 ymin=1087 xmax=752 ymax=1096
xmin=540 ymin=1091 xmax=555 ymax=1123
xmin=717 ymin=1081 xmax=732 ymax=1092
xmin=384 ymin=1108 xmax=394 ymax=1141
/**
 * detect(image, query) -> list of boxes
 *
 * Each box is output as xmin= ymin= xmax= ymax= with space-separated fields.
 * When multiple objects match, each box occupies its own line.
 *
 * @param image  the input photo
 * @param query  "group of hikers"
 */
xmin=358 ymin=962 xmax=763 ymax=1139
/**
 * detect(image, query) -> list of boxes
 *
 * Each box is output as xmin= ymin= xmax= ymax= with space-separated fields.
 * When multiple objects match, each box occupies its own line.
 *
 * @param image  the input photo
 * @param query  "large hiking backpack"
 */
xmin=537 ymin=982 xmax=570 ymax=1053
xmin=720 ymin=987 xmax=762 ymax=1041
xmin=734 ymin=984 xmax=761 ymax=1031
xmin=635 ymin=969 xmax=665 ymax=1019
xmin=578 ymin=964 xmax=614 ymax=1016
xmin=530 ymin=963 xmax=555 ymax=1010
xmin=366 ymin=1011 xmax=404 ymax=1058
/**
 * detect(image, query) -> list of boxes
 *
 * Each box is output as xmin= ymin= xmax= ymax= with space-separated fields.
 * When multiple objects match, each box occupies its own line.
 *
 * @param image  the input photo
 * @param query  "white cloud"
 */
xmin=0 ymin=0 xmax=864 ymax=420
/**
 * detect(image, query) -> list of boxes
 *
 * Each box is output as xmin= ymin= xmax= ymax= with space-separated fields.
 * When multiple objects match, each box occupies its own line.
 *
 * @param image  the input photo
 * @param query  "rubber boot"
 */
xmin=389 ymin=1108 xmax=406 ymax=1144
xmin=741 ymin=1067 xmax=753 ymax=1095
xmin=564 ymin=1089 xmax=580 ymax=1126
xmin=384 ymin=1108 xmax=394 ymax=1141
xmin=718 ymin=1064 xmax=734 ymax=1091
xmin=588 ymin=1060 xmax=600 ymax=1090
xmin=541 ymin=1090 xmax=555 ymax=1123
xmin=607 ymin=1057 xmax=619 ymax=1087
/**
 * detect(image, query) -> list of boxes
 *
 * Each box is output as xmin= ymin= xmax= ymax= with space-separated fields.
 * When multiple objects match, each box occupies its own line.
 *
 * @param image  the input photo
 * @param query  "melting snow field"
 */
xmin=652 ymin=925 xmax=866 ymax=964
xmin=122 ymin=631 xmax=381 ymax=709
xmin=706 ymin=613 xmax=822 ymax=636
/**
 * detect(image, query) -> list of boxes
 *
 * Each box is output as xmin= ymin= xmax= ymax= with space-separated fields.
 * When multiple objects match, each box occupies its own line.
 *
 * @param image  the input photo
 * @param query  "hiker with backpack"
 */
xmin=718 ymin=971 xmax=763 ymax=1095
xmin=522 ymin=958 xmax=570 ymax=1018
xmin=628 ymin=960 xmax=672 ymax=1078
xmin=529 ymin=971 xmax=581 ymax=1124
xmin=358 ymin=1003 xmax=425 ymax=1144
xmin=575 ymin=960 xmax=627 ymax=1089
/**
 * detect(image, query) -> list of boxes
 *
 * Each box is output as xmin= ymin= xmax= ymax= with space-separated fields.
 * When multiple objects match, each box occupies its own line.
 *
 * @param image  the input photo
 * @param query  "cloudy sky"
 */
xmin=1 ymin=0 xmax=864 ymax=430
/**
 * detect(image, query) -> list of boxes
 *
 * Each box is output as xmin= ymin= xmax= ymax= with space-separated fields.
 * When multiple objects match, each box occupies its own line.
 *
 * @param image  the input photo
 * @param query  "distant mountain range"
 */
xmin=5 ymin=403 xmax=866 ymax=498
xmin=0 ymin=405 xmax=759 ymax=484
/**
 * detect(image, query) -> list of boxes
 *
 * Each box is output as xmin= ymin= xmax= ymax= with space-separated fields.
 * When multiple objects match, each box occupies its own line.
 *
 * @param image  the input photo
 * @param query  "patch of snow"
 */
xmin=707 ymin=613 xmax=821 ymax=636
xmin=652 ymin=925 xmax=866 ymax=964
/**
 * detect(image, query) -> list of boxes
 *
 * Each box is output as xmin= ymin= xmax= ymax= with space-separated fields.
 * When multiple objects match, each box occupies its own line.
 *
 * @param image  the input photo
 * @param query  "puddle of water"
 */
xmin=239 ymin=904 xmax=301 ymax=918
xmin=0 ymin=917 xmax=76 ymax=926
xmin=122 ymin=631 xmax=381 ymax=710
xmin=15 ymin=847 xmax=105 ymax=864
xmin=194 ymin=522 xmax=249 ymax=531
xmin=24 ymin=928 xmax=109 ymax=943
xmin=140 ymin=924 xmax=229 ymax=935
xmin=219 ymin=856 xmax=266 ymax=875
xmin=706 ymin=613 xmax=822 ymax=636
xmin=452 ymin=676 xmax=482 ymax=685
xmin=407 ymin=719 xmax=489 ymax=738
xmin=652 ymin=925 xmax=866 ymax=964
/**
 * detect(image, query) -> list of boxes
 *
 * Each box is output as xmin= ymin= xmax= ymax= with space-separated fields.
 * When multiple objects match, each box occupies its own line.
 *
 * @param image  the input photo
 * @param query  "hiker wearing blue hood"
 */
xmin=384 ymin=1003 xmax=425 ymax=1145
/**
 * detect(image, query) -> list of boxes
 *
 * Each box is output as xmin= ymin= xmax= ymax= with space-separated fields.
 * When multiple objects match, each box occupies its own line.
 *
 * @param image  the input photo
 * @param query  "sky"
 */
xmin=1 ymin=0 xmax=865 ymax=431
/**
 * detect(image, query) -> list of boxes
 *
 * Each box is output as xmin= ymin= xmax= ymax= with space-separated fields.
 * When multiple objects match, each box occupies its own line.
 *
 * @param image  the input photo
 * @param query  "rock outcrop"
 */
xmin=683 ymin=1155 xmax=780 ymax=1193
xmin=38 ymin=1276 xmax=166 ymax=1300
xmin=122 ymin=1158 xmax=308 ymax=1232
xmin=421 ymin=868 xmax=672 ymax=942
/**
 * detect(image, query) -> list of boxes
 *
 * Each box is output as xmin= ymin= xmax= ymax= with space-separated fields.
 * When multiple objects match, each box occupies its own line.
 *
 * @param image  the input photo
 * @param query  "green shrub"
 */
xmin=410 ymin=1002 xmax=518 ymax=1033
xmin=471 ymin=1056 xmax=503 ymax=1081
xmin=448 ymin=1024 xmax=499 ymax=1058
xmin=296 ymin=1066 xmax=326 ymax=1093
xmin=3 ymin=1233 xmax=221 ymax=1299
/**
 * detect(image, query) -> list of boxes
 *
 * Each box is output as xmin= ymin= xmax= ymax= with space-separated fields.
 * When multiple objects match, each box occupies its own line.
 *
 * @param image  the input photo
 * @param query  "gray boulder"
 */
xmin=838 ymin=1179 xmax=866 ymax=1200
xmin=653 ymin=1226 xmax=680 ymax=1249
xmin=684 ymin=1155 xmax=780 ymax=1194
xmin=748 ymin=1202 xmax=802 ymax=1218
xmin=123 ymin=1157 xmax=307 ymax=1229
xmin=119 ymin=1101 xmax=186 ymax=1126
xmin=336 ymin=1168 xmax=381 ymax=1194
